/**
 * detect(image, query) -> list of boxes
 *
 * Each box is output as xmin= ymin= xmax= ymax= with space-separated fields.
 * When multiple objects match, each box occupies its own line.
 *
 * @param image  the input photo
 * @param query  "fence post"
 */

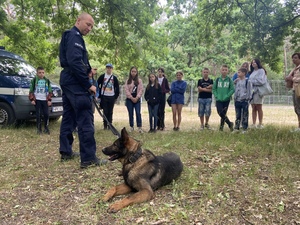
xmin=190 ymin=81 xmax=193 ymax=112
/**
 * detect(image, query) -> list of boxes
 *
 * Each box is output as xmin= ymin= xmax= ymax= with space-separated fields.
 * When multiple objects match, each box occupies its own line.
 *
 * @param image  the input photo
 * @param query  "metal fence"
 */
xmin=117 ymin=80 xmax=293 ymax=107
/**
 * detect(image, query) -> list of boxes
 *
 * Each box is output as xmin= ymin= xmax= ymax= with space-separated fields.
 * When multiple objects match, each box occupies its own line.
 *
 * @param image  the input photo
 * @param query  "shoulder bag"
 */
xmin=99 ymin=75 xmax=113 ymax=108
xmin=257 ymin=80 xmax=273 ymax=97
xmin=167 ymin=94 xmax=172 ymax=107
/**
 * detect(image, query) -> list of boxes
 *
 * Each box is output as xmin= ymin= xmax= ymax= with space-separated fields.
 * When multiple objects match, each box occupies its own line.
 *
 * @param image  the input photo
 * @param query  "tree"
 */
xmin=0 ymin=0 xmax=163 ymax=72
xmin=193 ymin=0 xmax=300 ymax=72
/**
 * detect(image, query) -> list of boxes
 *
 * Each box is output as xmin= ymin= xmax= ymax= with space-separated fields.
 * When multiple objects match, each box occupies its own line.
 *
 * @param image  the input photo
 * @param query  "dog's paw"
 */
xmin=102 ymin=194 xmax=112 ymax=202
xmin=108 ymin=202 xmax=123 ymax=213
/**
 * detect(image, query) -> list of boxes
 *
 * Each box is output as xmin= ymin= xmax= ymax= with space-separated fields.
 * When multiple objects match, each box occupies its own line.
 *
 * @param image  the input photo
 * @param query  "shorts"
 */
xmin=198 ymin=98 xmax=212 ymax=117
xmin=250 ymin=92 xmax=264 ymax=104
xmin=293 ymin=91 xmax=300 ymax=115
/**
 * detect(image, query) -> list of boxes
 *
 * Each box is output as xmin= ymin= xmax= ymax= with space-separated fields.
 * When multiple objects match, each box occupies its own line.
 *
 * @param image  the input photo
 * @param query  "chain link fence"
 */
xmin=117 ymin=80 xmax=293 ymax=107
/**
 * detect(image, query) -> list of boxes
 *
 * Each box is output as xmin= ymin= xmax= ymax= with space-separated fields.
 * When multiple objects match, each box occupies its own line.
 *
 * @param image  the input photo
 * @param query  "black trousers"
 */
xmin=35 ymin=100 xmax=49 ymax=129
xmin=101 ymin=95 xmax=116 ymax=128
xmin=157 ymin=94 xmax=166 ymax=129
xmin=216 ymin=100 xmax=231 ymax=126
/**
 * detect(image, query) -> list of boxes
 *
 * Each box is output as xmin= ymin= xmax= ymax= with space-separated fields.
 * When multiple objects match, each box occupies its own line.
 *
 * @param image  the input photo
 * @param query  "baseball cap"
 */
xmin=106 ymin=63 xmax=113 ymax=68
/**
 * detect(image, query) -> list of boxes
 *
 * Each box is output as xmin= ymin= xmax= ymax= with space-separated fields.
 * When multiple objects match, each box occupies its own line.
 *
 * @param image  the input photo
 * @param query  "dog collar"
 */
xmin=129 ymin=147 xmax=142 ymax=163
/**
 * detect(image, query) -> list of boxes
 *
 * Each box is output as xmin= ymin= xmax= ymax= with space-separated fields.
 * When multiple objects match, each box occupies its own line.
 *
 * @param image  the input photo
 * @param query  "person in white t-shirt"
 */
xmin=29 ymin=67 xmax=53 ymax=134
xmin=97 ymin=63 xmax=120 ymax=130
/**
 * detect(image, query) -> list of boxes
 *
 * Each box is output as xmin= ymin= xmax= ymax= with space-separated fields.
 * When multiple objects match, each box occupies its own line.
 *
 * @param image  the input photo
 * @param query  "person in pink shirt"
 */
xmin=124 ymin=66 xmax=144 ymax=133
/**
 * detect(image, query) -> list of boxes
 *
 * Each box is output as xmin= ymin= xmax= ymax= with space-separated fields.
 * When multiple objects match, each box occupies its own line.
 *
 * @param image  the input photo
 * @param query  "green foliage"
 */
xmin=196 ymin=0 xmax=300 ymax=72
xmin=0 ymin=0 xmax=162 ymax=75
xmin=0 ymin=0 xmax=299 ymax=80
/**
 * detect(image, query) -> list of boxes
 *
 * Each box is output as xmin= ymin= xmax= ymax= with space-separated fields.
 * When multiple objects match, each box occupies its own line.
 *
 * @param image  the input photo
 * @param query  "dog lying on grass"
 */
xmin=101 ymin=127 xmax=183 ymax=213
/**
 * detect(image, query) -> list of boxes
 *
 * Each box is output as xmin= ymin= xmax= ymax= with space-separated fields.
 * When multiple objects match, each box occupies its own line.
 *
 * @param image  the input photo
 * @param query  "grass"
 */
xmin=0 ymin=105 xmax=299 ymax=225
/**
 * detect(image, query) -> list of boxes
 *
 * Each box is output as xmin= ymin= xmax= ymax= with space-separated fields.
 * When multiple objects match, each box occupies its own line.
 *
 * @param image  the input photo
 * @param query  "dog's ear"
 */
xmin=121 ymin=127 xmax=129 ymax=142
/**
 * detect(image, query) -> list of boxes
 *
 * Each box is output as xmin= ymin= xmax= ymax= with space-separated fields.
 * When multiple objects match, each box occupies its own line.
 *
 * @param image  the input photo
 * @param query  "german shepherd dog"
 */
xmin=101 ymin=127 xmax=183 ymax=213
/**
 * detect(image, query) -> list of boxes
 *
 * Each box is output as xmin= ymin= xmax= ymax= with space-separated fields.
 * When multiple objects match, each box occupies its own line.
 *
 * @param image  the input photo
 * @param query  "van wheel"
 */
xmin=0 ymin=102 xmax=16 ymax=126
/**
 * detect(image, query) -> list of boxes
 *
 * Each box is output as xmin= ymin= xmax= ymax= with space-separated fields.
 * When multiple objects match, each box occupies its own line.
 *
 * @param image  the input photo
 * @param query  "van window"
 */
xmin=0 ymin=56 xmax=36 ymax=77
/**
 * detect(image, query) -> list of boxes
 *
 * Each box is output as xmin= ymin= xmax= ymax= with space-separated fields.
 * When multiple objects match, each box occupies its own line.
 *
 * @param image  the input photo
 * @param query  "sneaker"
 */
xmin=138 ymin=127 xmax=143 ymax=133
xmin=232 ymin=129 xmax=239 ymax=133
xmin=43 ymin=128 xmax=50 ymax=135
xmin=234 ymin=125 xmax=239 ymax=130
xmin=37 ymin=129 xmax=42 ymax=135
xmin=229 ymin=122 xmax=234 ymax=131
xmin=219 ymin=125 xmax=224 ymax=131
xmin=80 ymin=157 xmax=108 ymax=169
xmin=129 ymin=127 xmax=134 ymax=132
xmin=241 ymin=130 xmax=247 ymax=134
xmin=200 ymin=125 xmax=204 ymax=130
xmin=257 ymin=124 xmax=264 ymax=129
xmin=61 ymin=152 xmax=80 ymax=161
xmin=204 ymin=123 xmax=211 ymax=130
xmin=250 ymin=124 xmax=257 ymax=129
xmin=291 ymin=128 xmax=300 ymax=132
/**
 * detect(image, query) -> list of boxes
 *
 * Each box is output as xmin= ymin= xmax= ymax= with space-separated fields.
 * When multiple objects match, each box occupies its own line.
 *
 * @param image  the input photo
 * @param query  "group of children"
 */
xmin=29 ymin=64 xmax=254 ymax=134
xmin=199 ymin=65 xmax=253 ymax=132
xmin=144 ymin=64 xmax=253 ymax=133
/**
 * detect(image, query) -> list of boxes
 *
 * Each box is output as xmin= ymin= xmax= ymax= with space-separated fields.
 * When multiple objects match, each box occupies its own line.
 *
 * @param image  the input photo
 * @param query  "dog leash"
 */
xmin=93 ymin=96 xmax=121 ymax=137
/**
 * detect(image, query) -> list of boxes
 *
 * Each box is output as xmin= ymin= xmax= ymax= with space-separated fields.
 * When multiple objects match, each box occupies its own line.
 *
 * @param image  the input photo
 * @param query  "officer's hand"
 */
xmin=89 ymin=85 xmax=97 ymax=95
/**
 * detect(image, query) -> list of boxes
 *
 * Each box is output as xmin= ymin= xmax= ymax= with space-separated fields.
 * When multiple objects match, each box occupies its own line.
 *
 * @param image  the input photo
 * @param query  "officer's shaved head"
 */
xmin=75 ymin=13 xmax=94 ymax=36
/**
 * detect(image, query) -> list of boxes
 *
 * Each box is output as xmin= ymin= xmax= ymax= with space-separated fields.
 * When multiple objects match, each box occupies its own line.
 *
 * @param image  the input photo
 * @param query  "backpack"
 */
xmin=32 ymin=76 xmax=51 ymax=91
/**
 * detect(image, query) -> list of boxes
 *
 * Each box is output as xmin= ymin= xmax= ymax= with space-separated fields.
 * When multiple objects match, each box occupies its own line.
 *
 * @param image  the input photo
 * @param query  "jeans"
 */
xmin=198 ymin=98 xmax=212 ymax=117
xmin=147 ymin=103 xmax=159 ymax=130
xmin=234 ymin=101 xmax=249 ymax=130
xmin=126 ymin=98 xmax=142 ymax=127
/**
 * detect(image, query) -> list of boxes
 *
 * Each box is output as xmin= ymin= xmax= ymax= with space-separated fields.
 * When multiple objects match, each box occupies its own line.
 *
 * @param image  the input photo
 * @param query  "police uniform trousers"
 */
xmin=59 ymin=86 xmax=96 ymax=162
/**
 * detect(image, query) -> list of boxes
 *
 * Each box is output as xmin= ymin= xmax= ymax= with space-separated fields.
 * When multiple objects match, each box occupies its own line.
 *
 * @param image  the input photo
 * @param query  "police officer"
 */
xmin=58 ymin=12 xmax=106 ymax=168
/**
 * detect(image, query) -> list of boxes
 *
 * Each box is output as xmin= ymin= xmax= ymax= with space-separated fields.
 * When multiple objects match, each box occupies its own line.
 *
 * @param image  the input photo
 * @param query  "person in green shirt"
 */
xmin=212 ymin=65 xmax=235 ymax=131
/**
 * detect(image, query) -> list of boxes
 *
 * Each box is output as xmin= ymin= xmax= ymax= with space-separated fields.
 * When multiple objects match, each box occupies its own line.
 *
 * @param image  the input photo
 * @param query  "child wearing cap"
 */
xmin=97 ymin=63 xmax=120 ymax=129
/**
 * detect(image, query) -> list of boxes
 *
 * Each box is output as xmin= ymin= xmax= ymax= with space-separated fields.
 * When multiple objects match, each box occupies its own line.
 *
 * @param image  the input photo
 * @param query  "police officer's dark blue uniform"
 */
xmin=58 ymin=13 xmax=100 ymax=168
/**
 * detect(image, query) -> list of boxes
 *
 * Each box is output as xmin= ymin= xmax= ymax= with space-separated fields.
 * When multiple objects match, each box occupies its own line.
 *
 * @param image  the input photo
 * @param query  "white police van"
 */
xmin=0 ymin=47 xmax=63 ymax=126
